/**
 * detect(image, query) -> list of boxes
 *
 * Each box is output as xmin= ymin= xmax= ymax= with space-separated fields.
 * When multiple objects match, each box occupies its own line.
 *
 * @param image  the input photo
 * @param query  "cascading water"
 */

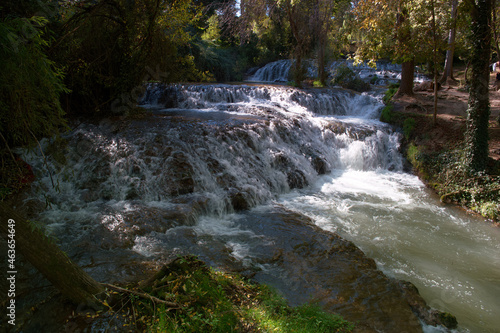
xmin=19 ymin=83 xmax=500 ymax=332
xmin=249 ymin=59 xmax=428 ymax=85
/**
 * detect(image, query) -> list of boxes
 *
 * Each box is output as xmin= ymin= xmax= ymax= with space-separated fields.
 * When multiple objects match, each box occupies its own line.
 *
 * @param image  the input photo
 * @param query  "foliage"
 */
xmin=353 ymin=0 xmax=450 ymax=64
xmin=463 ymin=0 xmax=491 ymax=174
xmin=403 ymin=118 xmax=416 ymax=140
xmin=331 ymin=65 xmax=370 ymax=92
xmin=383 ymin=84 xmax=400 ymax=104
xmin=313 ymin=80 xmax=326 ymax=88
xmin=53 ymin=0 xmax=203 ymax=115
xmin=380 ymin=104 xmax=395 ymax=123
xmin=0 ymin=16 xmax=68 ymax=148
xmin=92 ymin=256 xmax=354 ymax=332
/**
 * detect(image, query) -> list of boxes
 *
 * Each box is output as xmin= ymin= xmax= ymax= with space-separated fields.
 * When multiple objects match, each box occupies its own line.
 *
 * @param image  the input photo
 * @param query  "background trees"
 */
xmin=0 ymin=0 xmax=498 ymax=174
xmin=464 ymin=0 xmax=492 ymax=173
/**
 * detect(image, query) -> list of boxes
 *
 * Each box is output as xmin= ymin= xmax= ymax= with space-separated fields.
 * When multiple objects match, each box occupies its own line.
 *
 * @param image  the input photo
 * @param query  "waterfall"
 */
xmin=248 ymin=59 xmax=428 ymax=85
xmin=248 ymin=60 xmax=292 ymax=82
xmin=19 ymin=83 xmax=500 ymax=333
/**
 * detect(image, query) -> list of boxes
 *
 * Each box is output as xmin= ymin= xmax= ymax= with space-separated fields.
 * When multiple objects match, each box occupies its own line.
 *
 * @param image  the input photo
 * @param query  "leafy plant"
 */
xmin=383 ymin=83 xmax=400 ymax=104
xmin=331 ymin=65 xmax=370 ymax=92
xmin=0 ymin=16 xmax=68 ymax=148
xmin=90 ymin=256 xmax=354 ymax=332
xmin=403 ymin=117 xmax=416 ymax=140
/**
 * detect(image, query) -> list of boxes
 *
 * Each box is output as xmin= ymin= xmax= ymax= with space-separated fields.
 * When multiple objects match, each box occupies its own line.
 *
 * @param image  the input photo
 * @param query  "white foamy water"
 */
xmin=279 ymin=169 xmax=500 ymax=333
xmin=21 ymin=82 xmax=500 ymax=332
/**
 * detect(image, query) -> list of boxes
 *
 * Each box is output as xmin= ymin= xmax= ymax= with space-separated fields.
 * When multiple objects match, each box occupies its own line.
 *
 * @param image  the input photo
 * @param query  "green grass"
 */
xmin=98 ymin=256 xmax=354 ymax=332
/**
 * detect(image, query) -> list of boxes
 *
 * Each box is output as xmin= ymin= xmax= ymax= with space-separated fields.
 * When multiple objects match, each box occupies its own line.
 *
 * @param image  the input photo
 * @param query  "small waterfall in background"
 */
xmin=248 ymin=59 xmax=427 ymax=85
xmin=19 ymin=80 xmax=500 ymax=332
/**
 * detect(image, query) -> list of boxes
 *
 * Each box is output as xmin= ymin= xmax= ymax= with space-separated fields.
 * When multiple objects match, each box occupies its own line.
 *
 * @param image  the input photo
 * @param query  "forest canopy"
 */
xmin=0 ymin=0 xmax=498 ymax=161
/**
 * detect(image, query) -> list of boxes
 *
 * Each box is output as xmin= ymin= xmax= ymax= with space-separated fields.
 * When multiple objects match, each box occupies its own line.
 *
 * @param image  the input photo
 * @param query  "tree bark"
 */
xmin=440 ymin=0 xmax=459 ymax=84
xmin=396 ymin=2 xmax=414 ymax=96
xmin=492 ymin=0 xmax=500 ymax=60
xmin=465 ymin=0 xmax=492 ymax=173
xmin=0 ymin=202 xmax=105 ymax=307
xmin=432 ymin=0 xmax=439 ymax=125
xmin=398 ymin=59 xmax=415 ymax=96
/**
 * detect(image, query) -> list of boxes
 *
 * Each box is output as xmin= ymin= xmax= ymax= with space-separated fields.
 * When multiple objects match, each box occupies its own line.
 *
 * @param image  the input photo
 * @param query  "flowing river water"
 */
xmin=17 ymin=81 xmax=500 ymax=332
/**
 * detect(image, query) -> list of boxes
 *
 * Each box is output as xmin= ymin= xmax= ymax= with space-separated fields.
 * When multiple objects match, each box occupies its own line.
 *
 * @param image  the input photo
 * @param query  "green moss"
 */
xmin=380 ymin=104 xmax=394 ymax=123
xmin=403 ymin=118 xmax=416 ymax=140
xmin=331 ymin=65 xmax=370 ymax=92
xmin=383 ymin=87 xmax=398 ymax=105
xmin=438 ymin=312 xmax=458 ymax=329
xmin=99 ymin=256 xmax=354 ymax=332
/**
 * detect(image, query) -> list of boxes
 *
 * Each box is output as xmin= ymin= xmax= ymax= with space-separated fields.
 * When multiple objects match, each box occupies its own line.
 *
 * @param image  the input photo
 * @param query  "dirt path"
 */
xmin=392 ymin=71 xmax=500 ymax=161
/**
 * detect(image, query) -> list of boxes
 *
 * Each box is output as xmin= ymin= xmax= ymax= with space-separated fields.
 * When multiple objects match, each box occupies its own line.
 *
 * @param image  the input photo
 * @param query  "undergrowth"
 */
xmin=331 ymin=65 xmax=370 ymax=92
xmin=80 ymin=256 xmax=354 ymax=332
xmin=380 ymin=93 xmax=500 ymax=222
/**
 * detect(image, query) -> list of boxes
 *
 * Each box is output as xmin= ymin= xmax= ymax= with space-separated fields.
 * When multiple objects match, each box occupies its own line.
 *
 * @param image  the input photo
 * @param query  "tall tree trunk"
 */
xmin=432 ymin=0 xmax=439 ymax=125
xmin=0 ymin=202 xmax=105 ymax=307
xmin=398 ymin=60 xmax=415 ymax=95
xmin=465 ymin=0 xmax=492 ymax=173
xmin=492 ymin=0 xmax=500 ymax=60
xmin=440 ymin=0 xmax=459 ymax=84
xmin=318 ymin=38 xmax=327 ymax=86
xmin=396 ymin=1 xmax=414 ymax=96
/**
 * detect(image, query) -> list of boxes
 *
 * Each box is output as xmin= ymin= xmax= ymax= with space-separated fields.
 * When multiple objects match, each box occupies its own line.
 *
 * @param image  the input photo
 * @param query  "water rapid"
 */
xmin=20 ymin=83 xmax=500 ymax=332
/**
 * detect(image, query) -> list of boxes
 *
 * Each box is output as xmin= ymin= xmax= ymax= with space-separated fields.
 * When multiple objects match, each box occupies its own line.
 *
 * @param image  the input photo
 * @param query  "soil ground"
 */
xmin=392 ymin=70 xmax=500 ymax=162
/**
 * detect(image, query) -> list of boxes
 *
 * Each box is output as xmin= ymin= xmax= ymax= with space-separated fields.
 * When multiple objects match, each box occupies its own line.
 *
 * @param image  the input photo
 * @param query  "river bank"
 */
xmin=386 ymin=72 xmax=500 ymax=224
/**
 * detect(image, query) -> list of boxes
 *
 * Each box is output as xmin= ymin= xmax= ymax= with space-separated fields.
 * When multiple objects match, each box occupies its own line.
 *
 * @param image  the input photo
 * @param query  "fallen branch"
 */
xmin=101 ymin=283 xmax=180 ymax=310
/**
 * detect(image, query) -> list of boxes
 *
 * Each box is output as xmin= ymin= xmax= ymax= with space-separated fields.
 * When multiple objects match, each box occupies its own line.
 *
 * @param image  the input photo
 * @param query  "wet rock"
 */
xmin=399 ymin=281 xmax=458 ymax=329
xmin=287 ymin=169 xmax=308 ymax=189
xmin=228 ymin=188 xmax=250 ymax=211
xmin=310 ymin=154 xmax=330 ymax=175
xmin=234 ymin=207 xmax=425 ymax=333
xmin=165 ymin=151 xmax=195 ymax=196
xmin=157 ymin=85 xmax=181 ymax=108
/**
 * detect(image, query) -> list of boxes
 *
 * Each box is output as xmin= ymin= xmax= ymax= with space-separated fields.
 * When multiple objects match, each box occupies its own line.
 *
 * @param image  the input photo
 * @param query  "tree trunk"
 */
xmin=465 ymin=0 xmax=492 ymax=173
xmin=492 ymin=0 xmax=500 ymax=60
xmin=396 ymin=2 xmax=414 ymax=96
xmin=397 ymin=59 xmax=415 ymax=96
xmin=0 ymin=202 xmax=105 ymax=307
xmin=440 ymin=0 xmax=459 ymax=84
xmin=318 ymin=38 xmax=327 ymax=86
xmin=432 ymin=0 xmax=439 ymax=125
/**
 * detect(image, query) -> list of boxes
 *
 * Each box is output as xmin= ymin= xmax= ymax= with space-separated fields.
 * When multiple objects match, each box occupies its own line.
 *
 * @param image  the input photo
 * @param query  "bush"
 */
xmin=331 ymin=65 xmax=371 ymax=92
xmin=403 ymin=118 xmax=416 ymax=140
xmin=383 ymin=84 xmax=400 ymax=104
xmin=380 ymin=104 xmax=394 ymax=123
xmin=0 ymin=17 xmax=68 ymax=148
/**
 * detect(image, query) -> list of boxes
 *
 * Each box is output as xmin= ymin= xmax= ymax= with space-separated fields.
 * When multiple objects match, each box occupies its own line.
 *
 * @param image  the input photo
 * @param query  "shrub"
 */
xmin=331 ymin=65 xmax=371 ymax=92
xmin=380 ymin=104 xmax=394 ymax=123
xmin=383 ymin=84 xmax=399 ymax=104
xmin=403 ymin=118 xmax=416 ymax=140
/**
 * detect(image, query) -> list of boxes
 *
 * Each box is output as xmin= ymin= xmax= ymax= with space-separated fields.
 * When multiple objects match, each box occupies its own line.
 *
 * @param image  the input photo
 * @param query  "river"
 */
xmin=19 ymin=77 xmax=500 ymax=332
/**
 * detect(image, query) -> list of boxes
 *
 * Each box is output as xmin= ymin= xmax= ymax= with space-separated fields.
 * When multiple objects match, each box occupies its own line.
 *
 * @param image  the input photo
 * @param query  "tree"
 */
xmin=353 ymin=0 xmax=448 ymax=96
xmin=0 ymin=16 xmax=68 ymax=148
xmin=353 ymin=0 xmax=416 ymax=95
xmin=311 ymin=0 xmax=342 ymax=86
xmin=440 ymin=0 xmax=459 ymax=84
xmin=464 ymin=0 xmax=491 ymax=173
xmin=52 ymin=0 xmax=202 ymax=115
xmin=0 ymin=202 xmax=105 ymax=307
